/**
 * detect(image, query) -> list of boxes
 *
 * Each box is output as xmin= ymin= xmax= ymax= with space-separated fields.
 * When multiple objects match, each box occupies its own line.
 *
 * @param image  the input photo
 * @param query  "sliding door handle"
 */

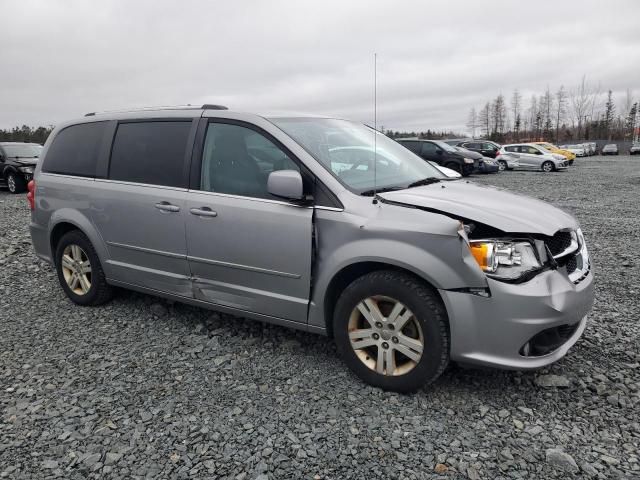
xmin=190 ymin=207 xmax=218 ymax=218
xmin=155 ymin=202 xmax=180 ymax=213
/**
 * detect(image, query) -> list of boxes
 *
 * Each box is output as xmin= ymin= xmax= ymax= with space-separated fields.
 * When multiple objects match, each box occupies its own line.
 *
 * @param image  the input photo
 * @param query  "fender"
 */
xmin=48 ymin=208 xmax=112 ymax=277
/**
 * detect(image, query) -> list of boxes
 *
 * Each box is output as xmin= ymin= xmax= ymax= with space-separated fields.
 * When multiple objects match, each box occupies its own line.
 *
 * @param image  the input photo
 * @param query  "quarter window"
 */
xmin=108 ymin=121 xmax=191 ymax=188
xmin=42 ymin=122 xmax=107 ymax=177
xmin=200 ymin=123 xmax=299 ymax=199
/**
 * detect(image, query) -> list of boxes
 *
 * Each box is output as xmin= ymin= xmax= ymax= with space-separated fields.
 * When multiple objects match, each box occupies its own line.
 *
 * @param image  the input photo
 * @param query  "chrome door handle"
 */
xmin=155 ymin=202 xmax=180 ymax=212
xmin=190 ymin=207 xmax=218 ymax=218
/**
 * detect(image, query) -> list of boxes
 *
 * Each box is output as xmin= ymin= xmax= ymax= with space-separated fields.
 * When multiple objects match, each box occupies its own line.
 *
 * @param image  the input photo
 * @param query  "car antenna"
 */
xmin=372 ymin=53 xmax=378 ymax=205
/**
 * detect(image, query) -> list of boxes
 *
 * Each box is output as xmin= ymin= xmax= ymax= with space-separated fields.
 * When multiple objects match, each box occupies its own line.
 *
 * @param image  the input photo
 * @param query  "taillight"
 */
xmin=495 ymin=151 xmax=501 ymax=157
xmin=27 ymin=180 xmax=35 ymax=210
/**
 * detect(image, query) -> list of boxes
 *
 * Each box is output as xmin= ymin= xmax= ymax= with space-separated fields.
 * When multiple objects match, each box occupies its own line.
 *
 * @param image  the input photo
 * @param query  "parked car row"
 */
xmin=558 ymin=142 xmax=597 ymax=157
xmin=630 ymin=142 xmax=640 ymax=155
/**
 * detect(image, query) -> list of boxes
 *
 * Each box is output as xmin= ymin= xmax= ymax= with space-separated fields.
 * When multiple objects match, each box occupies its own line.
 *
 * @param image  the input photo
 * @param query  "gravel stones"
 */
xmin=546 ymin=448 xmax=579 ymax=473
xmin=1 ymin=156 xmax=639 ymax=478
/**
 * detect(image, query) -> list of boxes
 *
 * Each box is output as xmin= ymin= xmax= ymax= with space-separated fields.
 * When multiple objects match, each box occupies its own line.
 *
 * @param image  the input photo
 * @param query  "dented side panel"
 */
xmin=308 ymin=200 xmax=489 ymax=330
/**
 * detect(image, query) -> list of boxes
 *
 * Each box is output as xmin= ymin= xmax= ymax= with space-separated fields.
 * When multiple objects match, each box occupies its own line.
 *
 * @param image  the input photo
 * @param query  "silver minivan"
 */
xmin=28 ymin=106 xmax=594 ymax=392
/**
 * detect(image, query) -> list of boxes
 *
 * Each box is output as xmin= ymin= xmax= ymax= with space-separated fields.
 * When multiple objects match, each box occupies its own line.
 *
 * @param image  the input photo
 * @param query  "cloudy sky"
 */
xmin=1 ymin=0 xmax=639 ymax=132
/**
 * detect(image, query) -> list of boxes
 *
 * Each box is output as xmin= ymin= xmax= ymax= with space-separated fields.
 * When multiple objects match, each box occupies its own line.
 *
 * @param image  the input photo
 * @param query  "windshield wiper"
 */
xmin=406 ymin=177 xmax=441 ymax=188
xmin=360 ymin=186 xmax=405 ymax=196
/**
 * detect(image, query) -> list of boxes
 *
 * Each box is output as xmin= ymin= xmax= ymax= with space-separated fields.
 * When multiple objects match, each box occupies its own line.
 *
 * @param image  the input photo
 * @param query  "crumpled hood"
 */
xmin=379 ymin=181 xmax=578 ymax=236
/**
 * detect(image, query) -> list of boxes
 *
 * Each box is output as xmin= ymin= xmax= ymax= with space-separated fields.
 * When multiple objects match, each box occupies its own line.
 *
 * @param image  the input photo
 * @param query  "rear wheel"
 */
xmin=542 ymin=161 xmax=554 ymax=172
xmin=55 ymin=230 xmax=114 ymax=306
xmin=333 ymin=271 xmax=449 ymax=393
xmin=6 ymin=172 xmax=26 ymax=194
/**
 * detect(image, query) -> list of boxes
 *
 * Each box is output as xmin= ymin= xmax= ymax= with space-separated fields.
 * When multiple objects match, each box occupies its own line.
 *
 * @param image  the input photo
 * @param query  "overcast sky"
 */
xmin=1 ymin=0 xmax=639 ymax=132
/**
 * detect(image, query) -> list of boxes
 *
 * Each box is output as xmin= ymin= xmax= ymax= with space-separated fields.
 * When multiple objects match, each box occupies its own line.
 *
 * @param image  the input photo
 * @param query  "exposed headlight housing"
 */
xmin=18 ymin=166 xmax=34 ymax=174
xmin=469 ymin=240 xmax=542 ymax=281
xmin=463 ymin=158 xmax=475 ymax=164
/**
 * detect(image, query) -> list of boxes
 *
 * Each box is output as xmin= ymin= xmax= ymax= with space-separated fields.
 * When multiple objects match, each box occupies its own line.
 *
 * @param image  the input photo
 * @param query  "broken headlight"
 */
xmin=469 ymin=240 xmax=542 ymax=280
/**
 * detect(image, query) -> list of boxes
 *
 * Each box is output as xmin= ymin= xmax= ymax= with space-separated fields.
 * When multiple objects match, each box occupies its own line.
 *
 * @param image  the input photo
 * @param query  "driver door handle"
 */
xmin=155 ymin=202 xmax=180 ymax=213
xmin=190 ymin=207 xmax=218 ymax=218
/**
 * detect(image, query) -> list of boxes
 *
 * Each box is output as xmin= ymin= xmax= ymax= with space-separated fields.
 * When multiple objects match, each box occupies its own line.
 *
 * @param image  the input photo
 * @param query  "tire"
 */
xmin=497 ymin=160 xmax=507 ymax=171
xmin=568 ymin=160 xmax=574 ymax=166
xmin=54 ymin=230 xmax=114 ymax=306
xmin=541 ymin=161 xmax=554 ymax=172
xmin=333 ymin=270 xmax=449 ymax=393
xmin=6 ymin=172 xmax=26 ymax=194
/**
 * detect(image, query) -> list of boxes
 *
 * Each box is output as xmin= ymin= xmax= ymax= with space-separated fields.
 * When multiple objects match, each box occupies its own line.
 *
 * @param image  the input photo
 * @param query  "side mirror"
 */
xmin=267 ymin=170 xmax=304 ymax=201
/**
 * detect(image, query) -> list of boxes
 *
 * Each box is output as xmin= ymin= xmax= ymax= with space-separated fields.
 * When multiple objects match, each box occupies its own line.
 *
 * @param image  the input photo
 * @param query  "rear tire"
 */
xmin=54 ymin=230 xmax=114 ymax=306
xmin=333 ymin=271 xmax=449 ymax=393
xmin=542 ymin=161 xmax=554 ymax=172
xmin=7 ymin=172 xmax=26 ymax=194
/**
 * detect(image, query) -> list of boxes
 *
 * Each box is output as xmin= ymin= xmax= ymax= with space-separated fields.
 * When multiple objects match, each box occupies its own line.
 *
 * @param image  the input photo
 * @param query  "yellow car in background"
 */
xmin=534 ymin=142 xmax=576 ymax=164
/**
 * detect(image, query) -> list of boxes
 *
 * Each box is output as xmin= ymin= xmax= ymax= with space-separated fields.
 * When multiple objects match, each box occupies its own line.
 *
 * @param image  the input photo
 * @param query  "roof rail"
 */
xmin=83 ymin=104 xmax=229 ymax=117
xmin=201 ymin=104 xmax=228 ymax=110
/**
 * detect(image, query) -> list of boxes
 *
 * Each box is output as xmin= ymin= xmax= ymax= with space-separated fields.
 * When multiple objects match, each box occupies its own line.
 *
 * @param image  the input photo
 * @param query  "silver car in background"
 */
xmin=500 ymin=144 xmax=569 ymax=172
xmin=28 ymin=106 xmax=594 ymax=392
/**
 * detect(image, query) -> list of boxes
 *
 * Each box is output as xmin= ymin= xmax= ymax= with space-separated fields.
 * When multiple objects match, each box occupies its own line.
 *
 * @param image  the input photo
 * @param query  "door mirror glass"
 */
xmin=267 ymin=170 xmax=304 ymax=200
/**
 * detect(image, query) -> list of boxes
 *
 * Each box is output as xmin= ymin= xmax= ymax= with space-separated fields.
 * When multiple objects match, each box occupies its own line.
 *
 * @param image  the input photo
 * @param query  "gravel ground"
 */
xmin=1 ymin=156 xmax=639 ymax=479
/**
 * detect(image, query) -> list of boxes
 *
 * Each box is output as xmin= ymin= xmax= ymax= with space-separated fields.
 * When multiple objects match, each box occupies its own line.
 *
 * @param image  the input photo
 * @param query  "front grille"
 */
xmin=546 ymin=231 xmax=573 ymax=257
xmin=566 ymin=256 xmax=577 ymax=274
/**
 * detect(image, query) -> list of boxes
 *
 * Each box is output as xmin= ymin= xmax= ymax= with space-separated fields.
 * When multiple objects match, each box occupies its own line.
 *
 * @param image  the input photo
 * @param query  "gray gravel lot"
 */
xmin=1 ymin=156 xmax=639 ymax=479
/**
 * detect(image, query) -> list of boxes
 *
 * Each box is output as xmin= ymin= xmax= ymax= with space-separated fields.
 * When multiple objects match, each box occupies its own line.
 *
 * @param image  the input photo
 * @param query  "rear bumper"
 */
xmin=439 ymin=267 xmax=595 ymax=370
xmin=29 ymin=221 xmax=52 ymax=263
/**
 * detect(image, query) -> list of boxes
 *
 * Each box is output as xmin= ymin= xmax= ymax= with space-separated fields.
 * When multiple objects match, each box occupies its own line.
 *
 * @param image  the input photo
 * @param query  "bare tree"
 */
xmin=511 ymin=89 xmax=522 ymax=138
xmin=527 ymin=95 xmax=538 ymax=139
xmin=479 ymin=102 xmax=490 ymax=138
xmin=570 ymin=75 xmax=596 ymax=139
xmin=490 ymin=94 xmax=507 ymax=140
xmin=555 ymin=85 xmax=567 ymax=143
xmin=466 ymin=107 xmax=478 ymax=138
xmin=540 ymin=86 xmax=554 ymax=139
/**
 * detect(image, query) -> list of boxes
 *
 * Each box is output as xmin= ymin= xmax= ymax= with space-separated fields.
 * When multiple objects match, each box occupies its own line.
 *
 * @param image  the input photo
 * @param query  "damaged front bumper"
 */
xmin=439 ymin=264 xmax=594 ymax=370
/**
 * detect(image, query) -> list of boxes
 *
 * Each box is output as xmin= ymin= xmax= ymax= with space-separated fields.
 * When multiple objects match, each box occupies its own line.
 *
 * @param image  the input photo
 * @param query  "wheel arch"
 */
xmin=321 ymin=260 xmax=446 ymax=338
xmin=48 ymin=211 xmax=110 ymax=274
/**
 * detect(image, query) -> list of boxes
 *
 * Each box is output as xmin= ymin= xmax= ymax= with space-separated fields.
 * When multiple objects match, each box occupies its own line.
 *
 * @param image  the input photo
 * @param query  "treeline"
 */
xmin=0 ymin=125 xmax=53 ymax=145
xmin=385 ymin=129 xmax=464 ymax=140
xmin=467 ymin=75 xmax=639 ymax=144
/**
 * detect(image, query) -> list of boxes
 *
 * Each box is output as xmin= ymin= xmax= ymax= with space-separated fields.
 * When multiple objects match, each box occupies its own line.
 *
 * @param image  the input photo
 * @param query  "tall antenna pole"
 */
xmin=373 ymin=53 xmax=378 ymax=204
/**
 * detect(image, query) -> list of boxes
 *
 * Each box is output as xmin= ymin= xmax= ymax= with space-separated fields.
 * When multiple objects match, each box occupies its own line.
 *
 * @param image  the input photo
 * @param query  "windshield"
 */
xmin=1 ymin=144 xmax=42 ymax=158
xmin=270 ymin=118 xmax=445 ymax=193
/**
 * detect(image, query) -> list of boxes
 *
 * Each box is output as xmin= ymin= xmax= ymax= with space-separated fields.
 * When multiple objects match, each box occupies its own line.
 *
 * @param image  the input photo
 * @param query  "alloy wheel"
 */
xmin=542 ymin=162 xmax=553 ymax=172
xmin=498 ymin=160 xmax=507 ymax=171
xmin=348 ymin=296 xmax=424 ymax=376
xmin=61 ymin=244 xmax=92 ymax=295
xmin=7 ymin=174 xmax=16 ymax=193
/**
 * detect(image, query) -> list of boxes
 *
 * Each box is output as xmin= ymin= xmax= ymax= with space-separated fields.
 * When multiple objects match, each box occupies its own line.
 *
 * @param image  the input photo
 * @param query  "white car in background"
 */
xmin=500 ymin=144 xmax=569 ymax=172
xmin=561 ymin=144 xmax=587 ymax=157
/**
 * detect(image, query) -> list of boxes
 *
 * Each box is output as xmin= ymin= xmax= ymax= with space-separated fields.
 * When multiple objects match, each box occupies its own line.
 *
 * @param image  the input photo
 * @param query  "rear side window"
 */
xmin=505 ymin=145 xmax=518 ymax=152
xmin=109 ymin=121 xmax=191 ymax=188
xmin=420 ymin=142 xmax=438 ymax=155
xmin=42 ymin=122 xmax=107 ymax=177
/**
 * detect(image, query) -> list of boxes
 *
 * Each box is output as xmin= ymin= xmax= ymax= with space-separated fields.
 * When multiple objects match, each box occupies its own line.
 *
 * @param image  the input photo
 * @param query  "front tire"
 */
xmin=6 ymin=172 xmax=26 ymax=194
xmin=55 ymin=230 xmax=114 ymax=306
xmin=333 ymin=271 xmax=449 ymax=393
xmin=497 ymin=160 xmax=507 ymax=171
xmin=542 ymin=161 xmax=554 ymax=172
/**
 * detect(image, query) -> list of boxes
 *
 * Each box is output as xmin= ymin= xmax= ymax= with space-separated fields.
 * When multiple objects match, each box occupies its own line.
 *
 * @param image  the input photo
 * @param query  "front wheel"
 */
xmin=333 ymin=271 xmax=449 ymax=393
xmin=6 ymin=172 xmax=26 ymax=194
xmin=542 ymin=161 xmax=554 ymax=172
xmin=497 ymin=160 xmax=507 ymax=171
